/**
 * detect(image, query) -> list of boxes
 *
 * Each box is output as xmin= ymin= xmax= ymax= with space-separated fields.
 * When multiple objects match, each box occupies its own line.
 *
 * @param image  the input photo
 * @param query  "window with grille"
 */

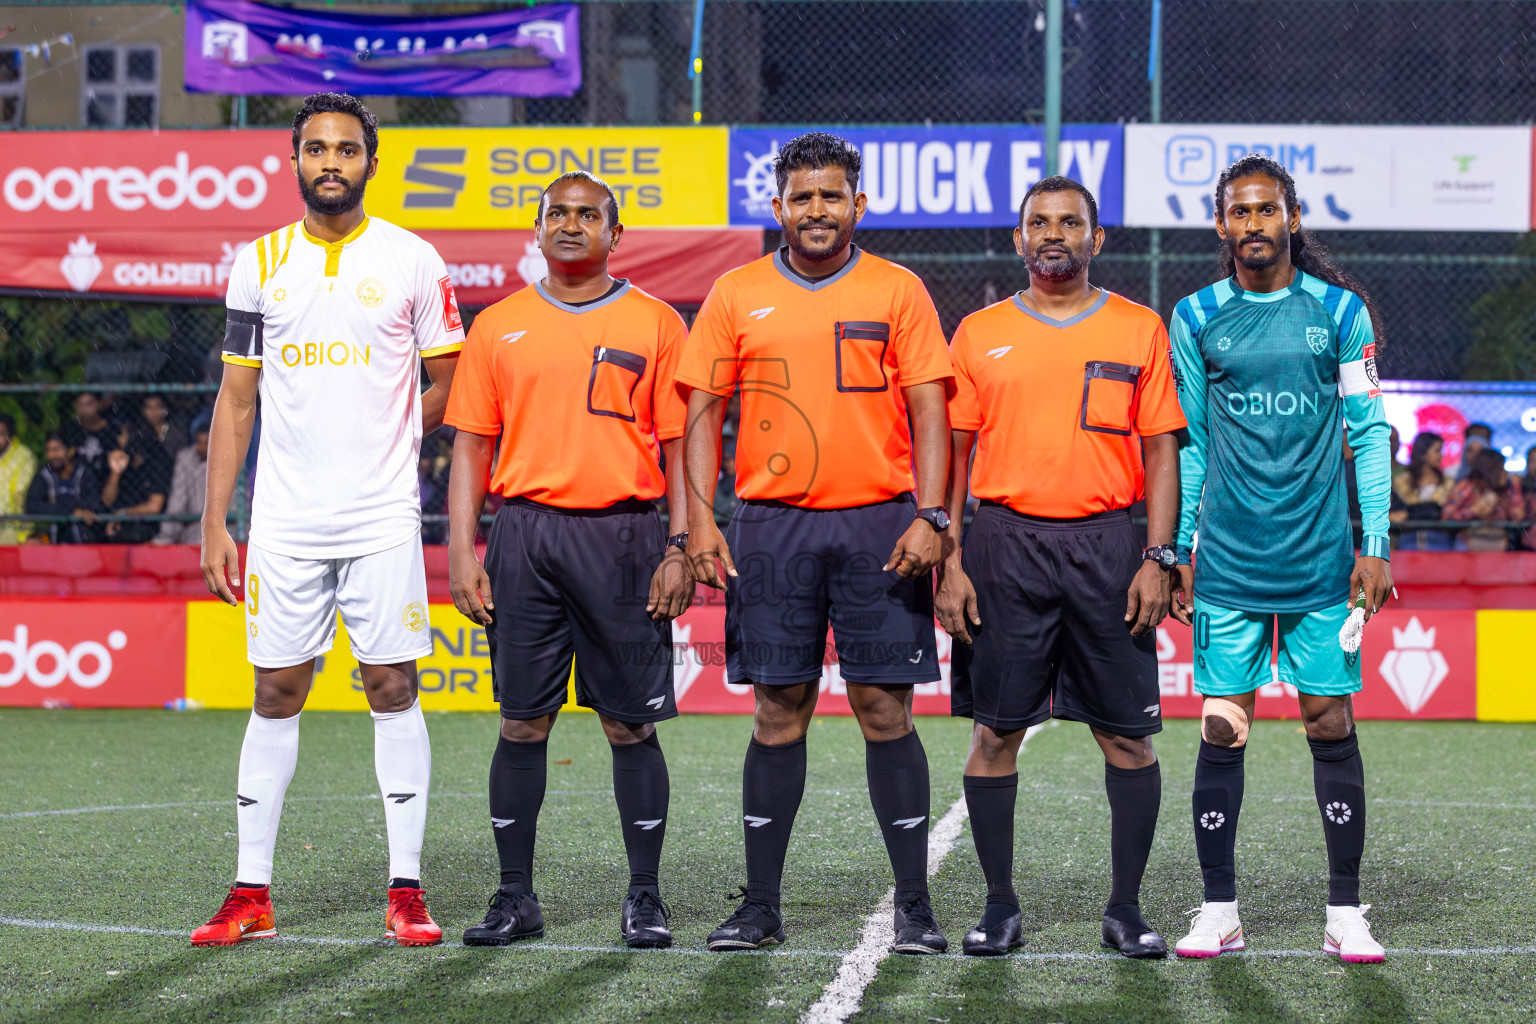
xmin=0 ymin=50 xmax=22 ymax=127
xmin=81 ymin=45 xmax=158 ymax=127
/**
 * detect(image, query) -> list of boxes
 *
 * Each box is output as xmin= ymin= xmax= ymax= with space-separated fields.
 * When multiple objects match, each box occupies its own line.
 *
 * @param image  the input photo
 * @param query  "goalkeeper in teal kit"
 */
xmin=1166 ymin=156 xmax=1394 ymax=964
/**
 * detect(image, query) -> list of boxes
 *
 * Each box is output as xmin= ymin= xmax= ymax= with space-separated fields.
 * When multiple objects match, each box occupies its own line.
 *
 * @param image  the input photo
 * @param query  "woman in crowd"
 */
xmin=1444 ymin=447 xmax=1524 ymax=552
xmin=1393 ymin=432 xmax=1454 ymax=551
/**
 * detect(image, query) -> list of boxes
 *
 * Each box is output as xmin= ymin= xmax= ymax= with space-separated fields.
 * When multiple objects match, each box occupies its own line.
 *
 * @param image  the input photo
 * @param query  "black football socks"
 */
xmin=1192 ymin=740 xmax=1245 ymax=903
xmin=1310 ymin=730 xmax=1367 ymax=907
xmin=866 ymin=729 xmax=932 ymax=897
xmin=489 ymin=736 xmax=547 ymax=892
xmin=611 ymin=731 xmax=670 ymax=897
xmin=1105 ymin=760 xmax=1162 ymax=915
xmin=963 ymin=773 xmax=1019 ymax=908
xmin=742 ymin=736 xmax=807 ymax=906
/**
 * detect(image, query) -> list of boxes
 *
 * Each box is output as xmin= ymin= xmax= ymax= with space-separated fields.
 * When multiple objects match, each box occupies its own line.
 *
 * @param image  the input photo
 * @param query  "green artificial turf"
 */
xmin=0 ymin=709 xmax=1532 ymax=1023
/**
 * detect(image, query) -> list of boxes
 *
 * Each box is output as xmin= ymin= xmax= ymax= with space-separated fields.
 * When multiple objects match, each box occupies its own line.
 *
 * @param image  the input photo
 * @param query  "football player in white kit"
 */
xmin=192 ymin=94 xmax=464 ymax=947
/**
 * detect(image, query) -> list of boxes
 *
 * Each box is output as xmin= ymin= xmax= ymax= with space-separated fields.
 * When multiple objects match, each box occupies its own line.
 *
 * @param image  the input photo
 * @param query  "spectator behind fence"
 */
xmin=419 ymin=429 xmax=452 ymax=544
xmin=153 ymin=426 xmax=210 ymax=546
xmin=139 ymin=393 xmax=188 ymax=463
xmin=1455 ymin=422 xmax=1493 ymax=481
xmin=0 ymin=413 xmax=38 ymax=545
xmin=1445 ymin=447 xmax=1524 ymax=552
xmin=1524 ymin=445 xmax=1536 ymax=551
xmin=102 ymin=424 xmax=172 ymax=544
xmin=1394 ymin=432 xmax=1454 ymax=551
xmin=64 ymin=391 xmax=120 ymax=482
xmin=24 ymin=433 xmax=102 ymax=544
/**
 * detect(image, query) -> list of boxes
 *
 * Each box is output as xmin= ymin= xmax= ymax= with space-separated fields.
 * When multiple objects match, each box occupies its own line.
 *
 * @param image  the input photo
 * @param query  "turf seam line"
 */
xmin=3 ymin=917 xmax=1535 ymax=961
xmin=0 ymin=788 xmax=897 ymax=820
xmin=799 ymin=724 xmax=1046 ymax=1024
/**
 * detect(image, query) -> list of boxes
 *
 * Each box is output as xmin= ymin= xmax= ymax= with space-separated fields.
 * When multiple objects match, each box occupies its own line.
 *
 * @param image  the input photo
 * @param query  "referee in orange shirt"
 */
xmin=445 ymin=172 xmax=694 ymax=949
xmin=679 ymin=133 xmax=955 ymax=954
xmin=937 ymin=177 xmax=1186 ymax=958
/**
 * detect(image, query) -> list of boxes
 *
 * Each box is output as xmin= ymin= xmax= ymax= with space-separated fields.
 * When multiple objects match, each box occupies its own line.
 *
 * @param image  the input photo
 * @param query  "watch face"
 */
xmin=934 ymin=509 xmax=951 ymax=529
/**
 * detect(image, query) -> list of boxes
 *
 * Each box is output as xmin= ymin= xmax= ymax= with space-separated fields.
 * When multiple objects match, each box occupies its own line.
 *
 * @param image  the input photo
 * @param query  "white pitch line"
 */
xmin=799 ymin=724 xmax=1045 ymax=1024
xmin=1 ymin=916 xmax=1533 ymax=962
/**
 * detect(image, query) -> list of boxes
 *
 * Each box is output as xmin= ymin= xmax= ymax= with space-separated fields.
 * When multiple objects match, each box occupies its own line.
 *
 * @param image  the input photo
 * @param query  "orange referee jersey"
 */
xmin=444 ymin=279 xmax=688 ymax=508
xmin=676 ymin=246 xmax=953 ymax=509
xmin=949 ymin=289 xmax=1186 ymax=518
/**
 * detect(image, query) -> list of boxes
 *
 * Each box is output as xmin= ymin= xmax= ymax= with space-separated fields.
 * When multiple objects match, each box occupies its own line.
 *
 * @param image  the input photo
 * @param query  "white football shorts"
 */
xmin=243 ymin=536 xmax=432 ymax=668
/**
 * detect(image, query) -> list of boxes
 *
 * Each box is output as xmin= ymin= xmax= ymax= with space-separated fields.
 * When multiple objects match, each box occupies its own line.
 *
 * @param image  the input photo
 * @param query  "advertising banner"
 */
xmin=0 ymin=597 xmax=1498 ymax=719
xmin=186 ymin=0 xmax=580 ymax=97
xmin=728 ymin=125 xmax=1124 ymax=228
xmin=1154 ymin=610 xmax=1477 ymax=721
xmin=1124 ymin=125 xmax=1532 ymax=231
xmin=366 ymin=127 xmax=728 ymax=230
xmin=1 ymin=130 xmax=294 ymax=234
xmin=1 ymin=127 xmax=729 ymax=235
xmin=1381 ymin=381 xmax=1536 ymax=474
xmin=0 ymin=226 xmax=762 ymax=306
xmin=0 ymin=600 xmax=186 ymax=708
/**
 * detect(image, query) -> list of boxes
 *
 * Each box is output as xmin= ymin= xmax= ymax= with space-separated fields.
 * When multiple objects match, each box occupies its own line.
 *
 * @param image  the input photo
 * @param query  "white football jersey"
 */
xmin=222 ymin=216 xmax=464 ymax=559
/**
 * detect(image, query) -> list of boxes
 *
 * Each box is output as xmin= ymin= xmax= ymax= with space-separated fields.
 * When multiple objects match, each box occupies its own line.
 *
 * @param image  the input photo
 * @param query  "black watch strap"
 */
xmin=666 ymin=532 xmax=689 ymax=552
xmin=1143 ymin=544 xmax=1177 ymax=569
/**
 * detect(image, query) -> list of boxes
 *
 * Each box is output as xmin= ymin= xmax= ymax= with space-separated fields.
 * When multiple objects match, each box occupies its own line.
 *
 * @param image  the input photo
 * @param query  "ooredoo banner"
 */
xmin=0 ymin=600 xmax=186 ymax=708
xmin=1124 ymin=124 xmax=1532 ymax=231
xmin=1 ymin=130 xmax=294 ymax=233
xmin=0 ymin=127 xmax=730 ymax=237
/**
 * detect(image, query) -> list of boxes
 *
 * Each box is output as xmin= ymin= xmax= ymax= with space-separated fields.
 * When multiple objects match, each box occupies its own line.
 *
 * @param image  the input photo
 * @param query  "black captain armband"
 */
xmin=223 ymin=309 xmax=264 ymax=363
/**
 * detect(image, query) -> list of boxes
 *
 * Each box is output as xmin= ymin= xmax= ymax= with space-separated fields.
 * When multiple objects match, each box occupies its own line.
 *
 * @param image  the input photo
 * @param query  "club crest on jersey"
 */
xmin=1305 ymin=326 xmax=1329 ymax=355
xmin=1216 ymin=336 xmax=1232 ymax=352
xmin=356 ymin=278 xmax=386 ymax=308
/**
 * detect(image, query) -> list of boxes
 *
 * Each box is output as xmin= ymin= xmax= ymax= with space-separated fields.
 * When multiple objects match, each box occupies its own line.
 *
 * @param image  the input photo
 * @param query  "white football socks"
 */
xmin=234 ymin=710 xmax=301 ymax=886
xmin=372 ymin=699 xmax=432 ymax=881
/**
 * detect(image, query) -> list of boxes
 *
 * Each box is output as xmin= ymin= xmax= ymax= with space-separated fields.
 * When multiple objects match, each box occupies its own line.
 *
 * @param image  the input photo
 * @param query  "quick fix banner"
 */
xmin=728 ymin=124 xmax=1124 ymax=228
xmin=186 ymin=0 xmax=580 ymax=97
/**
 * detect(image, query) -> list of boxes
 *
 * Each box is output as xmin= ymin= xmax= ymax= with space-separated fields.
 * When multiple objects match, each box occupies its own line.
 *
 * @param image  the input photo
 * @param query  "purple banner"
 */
xmin=185 ymin=0 xmax=580 ymax=97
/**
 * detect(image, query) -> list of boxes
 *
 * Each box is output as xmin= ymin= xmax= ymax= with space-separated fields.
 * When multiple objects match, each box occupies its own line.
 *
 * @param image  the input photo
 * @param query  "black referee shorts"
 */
xmin=724 ymin=494 xmax=940 ymax=687
xmin=483 ymin=497 xmax=677 ymax=723
xmin=951 ymin=503 xmax=1161 ymax=737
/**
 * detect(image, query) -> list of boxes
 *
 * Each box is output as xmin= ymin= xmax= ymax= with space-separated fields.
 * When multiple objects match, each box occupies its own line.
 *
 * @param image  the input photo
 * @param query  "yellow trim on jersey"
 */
xmin=221 ymin=353 xmax=263 ymax=368
xmin=300 ymin=216 xmax=371 ymax=278
xmin=421 ymin=343 xmax=464 ymax=359
xmin=255 ymin=235 xmax=269 ymax=288
xmin=276 ymin=223 xmax=296 ymax=274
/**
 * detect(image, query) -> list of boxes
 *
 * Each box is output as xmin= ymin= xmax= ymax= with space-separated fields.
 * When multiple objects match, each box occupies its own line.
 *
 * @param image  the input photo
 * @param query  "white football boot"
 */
xmin=1324 ymin=904 xmax=1385 ymax=964
xmin=1174 ymin=901 xmax=1245 ymax=959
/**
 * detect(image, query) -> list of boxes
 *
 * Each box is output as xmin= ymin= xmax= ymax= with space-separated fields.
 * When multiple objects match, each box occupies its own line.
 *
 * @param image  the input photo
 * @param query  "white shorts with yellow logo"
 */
xmin=243 ymin=537 xmax=431 ymax=669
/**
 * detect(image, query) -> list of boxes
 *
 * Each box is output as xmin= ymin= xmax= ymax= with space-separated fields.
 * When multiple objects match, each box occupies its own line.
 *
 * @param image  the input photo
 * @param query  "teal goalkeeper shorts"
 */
xmin=1192 ymin=599 xmax=1362 ymax=698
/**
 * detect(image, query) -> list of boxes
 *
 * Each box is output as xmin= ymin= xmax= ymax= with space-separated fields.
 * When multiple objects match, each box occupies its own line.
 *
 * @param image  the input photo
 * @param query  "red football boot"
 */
xmin=386 ymin=886 xmax=443 ymax=947
xmin=191 ymin=885 xmax=277 ymax=946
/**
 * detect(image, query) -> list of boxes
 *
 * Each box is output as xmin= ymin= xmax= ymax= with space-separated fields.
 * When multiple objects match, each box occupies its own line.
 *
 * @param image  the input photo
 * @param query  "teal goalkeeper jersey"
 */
xmin=1170 ymin=271 xmax=1392 ymax=613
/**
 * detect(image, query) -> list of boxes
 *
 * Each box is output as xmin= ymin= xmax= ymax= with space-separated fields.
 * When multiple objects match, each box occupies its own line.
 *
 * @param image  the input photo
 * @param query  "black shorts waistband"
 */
xmin=501 ymin=495 xmax=657 ymax=517
xmin=742 ymin=492 xmax=915 ymax=513
xmin=976 ymin=500 xmax=1132 ymax=528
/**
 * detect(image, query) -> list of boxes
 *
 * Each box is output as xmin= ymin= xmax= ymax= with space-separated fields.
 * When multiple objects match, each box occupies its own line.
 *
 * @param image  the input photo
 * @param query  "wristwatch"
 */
xmin=1143 ymin=545 xmax=1177 ymax=570
xmin=915 ymin=507 xmax=951 ymax=532
xmin=666 ymin=532 xmax=689 ymax=552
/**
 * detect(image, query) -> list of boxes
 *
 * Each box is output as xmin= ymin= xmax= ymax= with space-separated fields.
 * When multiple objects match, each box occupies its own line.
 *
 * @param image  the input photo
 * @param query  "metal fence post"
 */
xmin=1044 ymin=0 xmax=1062 ymax=177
